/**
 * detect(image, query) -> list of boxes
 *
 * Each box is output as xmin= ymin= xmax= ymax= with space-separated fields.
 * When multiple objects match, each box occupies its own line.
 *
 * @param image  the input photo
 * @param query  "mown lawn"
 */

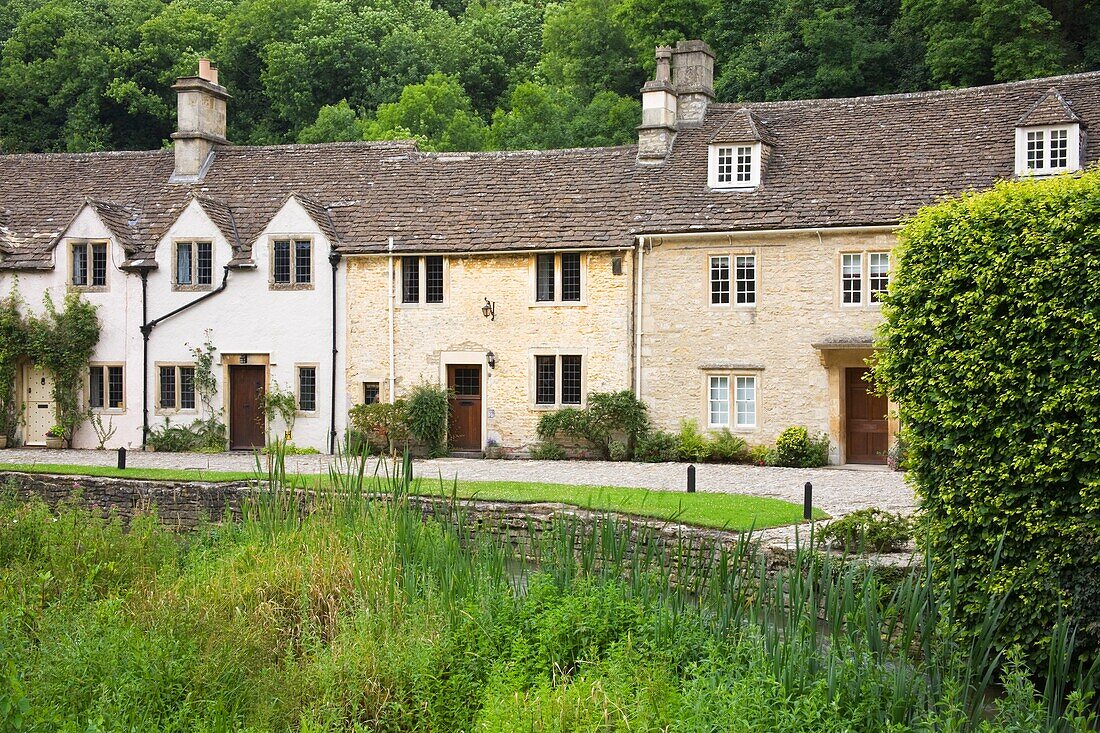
xmin=0 ymin=461 xmax=824 ymax=530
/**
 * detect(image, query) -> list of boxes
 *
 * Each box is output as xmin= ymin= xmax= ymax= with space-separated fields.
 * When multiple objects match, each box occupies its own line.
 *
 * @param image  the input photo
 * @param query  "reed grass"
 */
xmin=0 ymin=445 xmax=1096 ymax=732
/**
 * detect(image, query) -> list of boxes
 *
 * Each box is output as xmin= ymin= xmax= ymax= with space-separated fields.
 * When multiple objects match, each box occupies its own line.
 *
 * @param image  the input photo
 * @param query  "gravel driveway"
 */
xmin=1 ymin=448 xmax=914 ymax=521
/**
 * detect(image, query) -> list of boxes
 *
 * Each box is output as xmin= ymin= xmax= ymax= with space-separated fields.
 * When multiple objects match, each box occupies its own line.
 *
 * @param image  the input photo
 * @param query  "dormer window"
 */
xmin=1017 ymin=125 xmax=1078 ymax=176
xmin=1014 ymin=88 xmax=1083 ymax=177
xmin=709 ymin=143 xmax=760 ymax=189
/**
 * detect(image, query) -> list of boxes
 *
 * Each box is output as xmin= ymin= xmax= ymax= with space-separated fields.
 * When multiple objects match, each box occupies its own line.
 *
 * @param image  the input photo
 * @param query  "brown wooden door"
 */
xmin=230 ymin=365 xmax=266 ymax=450
xmin=845 ymin=367 xmax=887 ymax=464
xmin=447 ymin=365 xmax=482 ymax=450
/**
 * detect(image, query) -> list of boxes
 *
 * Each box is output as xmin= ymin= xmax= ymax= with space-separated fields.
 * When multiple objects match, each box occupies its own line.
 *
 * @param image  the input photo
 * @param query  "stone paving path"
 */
xmin=1 ymin=448 xmax=914 ymax=523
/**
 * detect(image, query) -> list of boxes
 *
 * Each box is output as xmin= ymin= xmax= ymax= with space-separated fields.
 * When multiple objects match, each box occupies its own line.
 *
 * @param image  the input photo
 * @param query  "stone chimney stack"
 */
xmin=637 ymin=46 xmax=678 ymax=164
xmin=670 ymin=40 xmax=715 ymax=126
xmin=170 ymin=59 xmax=230 ymax=183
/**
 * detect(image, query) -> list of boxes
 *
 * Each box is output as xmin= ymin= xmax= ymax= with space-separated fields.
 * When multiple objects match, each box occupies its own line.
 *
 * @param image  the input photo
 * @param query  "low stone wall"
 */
xmin=2 ymin=471 xmax=795 ymax=576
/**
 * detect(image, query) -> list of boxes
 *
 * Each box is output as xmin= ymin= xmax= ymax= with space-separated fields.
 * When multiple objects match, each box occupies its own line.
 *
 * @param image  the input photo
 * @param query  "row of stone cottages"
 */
xmin=1 ymin=43 xmax=1096 ymax=463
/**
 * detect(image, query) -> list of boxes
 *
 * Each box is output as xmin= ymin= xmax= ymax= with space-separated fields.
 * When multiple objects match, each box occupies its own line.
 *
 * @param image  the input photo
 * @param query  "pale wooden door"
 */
xmin=23 ymin=363 xmax=55 ymax=446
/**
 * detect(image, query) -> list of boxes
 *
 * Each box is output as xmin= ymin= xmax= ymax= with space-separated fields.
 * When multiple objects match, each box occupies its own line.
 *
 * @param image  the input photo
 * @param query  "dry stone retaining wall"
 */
xmin=3 ymin=471 xmax=796 ymax=576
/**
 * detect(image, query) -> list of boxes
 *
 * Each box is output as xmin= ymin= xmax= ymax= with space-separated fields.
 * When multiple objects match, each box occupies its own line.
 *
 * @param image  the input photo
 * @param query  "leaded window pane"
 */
xmin=159 ymin=366 xmax=176 ymax=409
xmin=177 ymin=242 xmax=193 ymax=285
xmin=298 ymin=367 xmax=317 ymax=412
xmin=402 ymin=256 xmax=420 ymax=303
xmin=561 ymin=254 xmax=581 ymax=302
xmin=89 ymin=366 xmax=104 ymax=409
xmin=273 ymin=241 xmax=292 ymax=283
xmin=561 ymin=356 xmax=582 ymax=405
xmin=179 ymin=367 xmax=196 ymax=410
xmin=72 ymin=243 xmax=88 ymax=286
xmin=425 ymin=256 xmax=444 ymax=303
xmin=294 ymin=241 xmax=311 ymax=284
xmin=709 ymin=376 xmax=729 ymax=427
xmin=91 ymin=244 xmax=107 ymax=287
xmin=107 ymin=366 xmax=124 ymax=409
xmin=735 ymin=255 xmax=755 ymax=305
xmin=710 ymin=256 xmax=730 ymax=305
xmin=536 ymin=254 xmax=555 ymax=302
xmin=363 ymin=382 xmax=380 ymax=404
xmin=535 ymin=355 xmax=556 ymax=405
xmin=196 ymin=242 xmax=213 ymax=285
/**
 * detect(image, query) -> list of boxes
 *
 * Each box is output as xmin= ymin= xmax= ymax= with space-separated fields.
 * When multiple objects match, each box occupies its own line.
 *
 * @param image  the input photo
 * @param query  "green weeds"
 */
xmin=0 ymin=456 xmax=1096 ymax=731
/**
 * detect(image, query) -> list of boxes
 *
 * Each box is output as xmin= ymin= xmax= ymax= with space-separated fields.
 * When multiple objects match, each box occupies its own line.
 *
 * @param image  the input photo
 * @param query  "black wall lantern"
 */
xmin=486 ymin=351 xmax=496 ymax=369
xmin=482 ymin=297 xmax=496 ymax=321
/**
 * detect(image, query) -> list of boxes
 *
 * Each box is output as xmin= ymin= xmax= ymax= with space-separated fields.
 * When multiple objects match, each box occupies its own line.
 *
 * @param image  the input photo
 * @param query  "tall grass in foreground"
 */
xmin=0 ymin=448 xmax=1096 ymax=732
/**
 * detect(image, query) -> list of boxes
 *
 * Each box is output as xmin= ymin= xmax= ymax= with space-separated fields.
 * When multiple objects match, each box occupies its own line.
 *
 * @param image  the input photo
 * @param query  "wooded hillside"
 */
xmin=1 ymin=0 xmax=1097 ymax=153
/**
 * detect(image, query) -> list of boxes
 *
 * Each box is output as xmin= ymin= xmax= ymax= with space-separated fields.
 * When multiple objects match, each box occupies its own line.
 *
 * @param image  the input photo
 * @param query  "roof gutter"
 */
xmin=343 ymin=245 xmax=636 ymax=258
xmin=644 ymin=224 xmax=898 ymax=245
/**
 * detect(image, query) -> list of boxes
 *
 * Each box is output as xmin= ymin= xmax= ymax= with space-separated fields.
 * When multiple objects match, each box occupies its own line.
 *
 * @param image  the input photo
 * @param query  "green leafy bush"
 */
xmin=674 ymin=420 xmax=710 ymax=462
xmin=748 ymin=444 xmax=774 ymax=466
xmin=146 ymin=416 xmax=226 ymax=452
xmin=772 ymin=426 xmax=830 ymax=467
xmin=348 ymin=400 xmax=409 ymax=454
xmin=536 ymin=391 xmax=651 ymax=460
xmin=633 ymin=430 xmax=679 ymax=463
xmin=708 ymin=429 xmax=750 ymax=463
xmin=873 ymin=170 xmax=1100 ymax=662
xmin=0 ymin=286 xmax=26 ymax=443
xmin=406 ymin=382 xmax=452 ymax=457
xmin=887 ymin=433 xmax=909 ymax=472
xmin=820 ymin=509 xmax=913 ymax=553
xmin=529 ymin=441 xmax=566 ymax=460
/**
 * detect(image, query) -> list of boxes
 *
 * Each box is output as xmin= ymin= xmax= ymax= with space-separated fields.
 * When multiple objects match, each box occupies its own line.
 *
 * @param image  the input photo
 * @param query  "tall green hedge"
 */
xmin=874 ymin=170 xmax=1100 ymax=661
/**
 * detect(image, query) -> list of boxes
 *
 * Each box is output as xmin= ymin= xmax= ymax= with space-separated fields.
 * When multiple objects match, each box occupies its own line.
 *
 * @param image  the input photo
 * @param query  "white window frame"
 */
xmin=841 ymin=253 xmax=863 ymax=306
xmin=87 ymin=363 xmax=125 ymax=412
xmin=735 ymin=254 xmax=756 ymax=306
xmin=734 ymin=375 xmax=757 ymax=428
xmin=155 ymin=363 xmax=198 ymax=414
xmin=531 ymin=352 xmax=586 ymax=409
xmin=709 ymin=143 xmax=761 ymax=189
xmin=1014 ymin=124 xmax=1080 ymax=177
xmin=868 ymin=252 xmax=890 ymax=302
xmin=708 ymin=375 xmax=730 ymax=428
xmin=399 ymin=255 xmax=448 ymax=306
xmin=840 ymin=250 xmax=891 ymax=307
xmin=709 ymin=255 xmax=730 ymax=305
xmin=531 ymin=253 xmax=586 ymax=306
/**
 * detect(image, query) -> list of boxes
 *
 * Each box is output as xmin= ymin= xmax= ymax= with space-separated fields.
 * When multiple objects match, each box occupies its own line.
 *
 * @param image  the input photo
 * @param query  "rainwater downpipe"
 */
xmin=328 ymin=251 xmax=341 ymax=454
xmin=387 ymin=236 xmax=395 ymax=403
xmin=140 ymin=265 xmax=231 ymax=449
xmin=633 ymin=236 xmax=645 ymax=398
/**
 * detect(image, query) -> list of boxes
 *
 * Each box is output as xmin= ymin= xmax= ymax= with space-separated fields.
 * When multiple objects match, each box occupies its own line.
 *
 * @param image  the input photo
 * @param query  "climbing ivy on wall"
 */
xmin=873 ymin=169 xmax=1100 ymax=664
xmin=24 ymin=291 xmax=101 ymax=444
xmin=0 ymin=284 xmax=27 ymax=441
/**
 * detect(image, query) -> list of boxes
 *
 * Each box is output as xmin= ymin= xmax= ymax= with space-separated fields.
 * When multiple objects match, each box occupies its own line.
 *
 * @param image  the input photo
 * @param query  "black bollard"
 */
xmin=804 ymin=481 xmax=812 ymax=520
xmin=117 ymin=446 xmax=127 ymax=470
xmin=687 ymin=464 xmax=696 ymax=493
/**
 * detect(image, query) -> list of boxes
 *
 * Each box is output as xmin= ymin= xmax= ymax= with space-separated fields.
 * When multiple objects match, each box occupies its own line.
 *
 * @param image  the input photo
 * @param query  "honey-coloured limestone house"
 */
xmin=2 ymin=44 xmax=1098 ymax=461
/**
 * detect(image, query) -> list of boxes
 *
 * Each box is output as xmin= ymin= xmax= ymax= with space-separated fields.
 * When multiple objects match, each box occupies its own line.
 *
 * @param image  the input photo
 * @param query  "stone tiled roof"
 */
xmin=1 ymin=71 xmax=1098 ymax=269
xmin=710 ymin=109 xmax=775 ymax=146
xmin=1017 ymin=88 xmax=1082 ymax=126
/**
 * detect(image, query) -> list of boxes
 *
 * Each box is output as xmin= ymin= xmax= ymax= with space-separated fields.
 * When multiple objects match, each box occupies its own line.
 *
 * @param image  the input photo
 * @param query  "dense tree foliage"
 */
xmin=0 ymin=0 xmax=1097 ymax=153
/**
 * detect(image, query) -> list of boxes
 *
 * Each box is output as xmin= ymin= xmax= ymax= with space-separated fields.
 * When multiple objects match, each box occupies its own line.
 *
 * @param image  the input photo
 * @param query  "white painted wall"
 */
xmin=0 ymin=197 xmax=346 ymax=452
